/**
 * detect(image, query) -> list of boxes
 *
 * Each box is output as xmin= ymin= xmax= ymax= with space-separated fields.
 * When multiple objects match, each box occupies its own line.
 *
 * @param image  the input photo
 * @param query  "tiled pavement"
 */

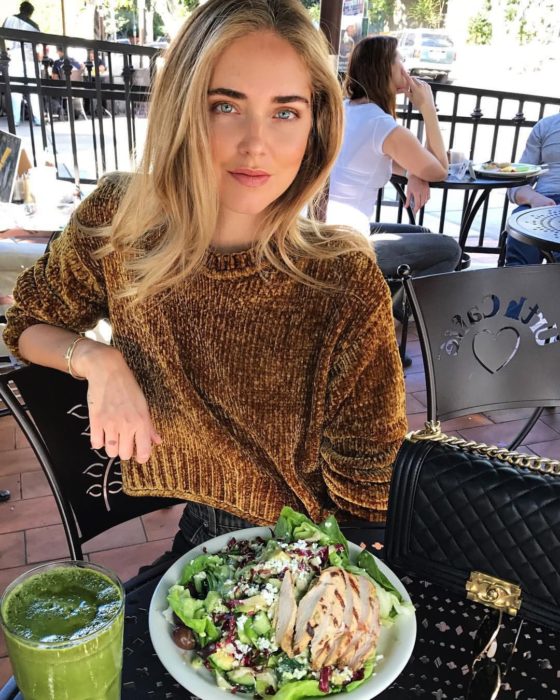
xmin=1 ymin=326 xmax=560 ymax=686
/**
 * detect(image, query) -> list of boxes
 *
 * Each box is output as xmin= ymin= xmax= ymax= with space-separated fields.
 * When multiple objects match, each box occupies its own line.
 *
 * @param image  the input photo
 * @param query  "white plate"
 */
xmin=473 ymin=162 xmax=542 ymax=179
xmin=149 ymin=526 xmax=417 ymax=700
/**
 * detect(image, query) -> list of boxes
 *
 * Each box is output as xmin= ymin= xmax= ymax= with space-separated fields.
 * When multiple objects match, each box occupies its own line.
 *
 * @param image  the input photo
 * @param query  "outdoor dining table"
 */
xmin=391 ymin=171 xmax=536 ymax=268
xmin=1 ymin=544 xmax=559 ymax=700
xmin=507 ymin=204 xmax=560 ymax=262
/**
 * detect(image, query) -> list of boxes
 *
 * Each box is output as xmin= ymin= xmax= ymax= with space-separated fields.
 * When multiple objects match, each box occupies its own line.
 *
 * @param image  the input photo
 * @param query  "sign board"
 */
xmin=0 ymin=129 xmax=22 ymax=203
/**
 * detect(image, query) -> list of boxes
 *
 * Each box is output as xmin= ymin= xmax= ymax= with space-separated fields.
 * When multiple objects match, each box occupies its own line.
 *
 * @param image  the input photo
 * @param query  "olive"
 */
xmin=172 ymin=625 xmax=196 ymax=650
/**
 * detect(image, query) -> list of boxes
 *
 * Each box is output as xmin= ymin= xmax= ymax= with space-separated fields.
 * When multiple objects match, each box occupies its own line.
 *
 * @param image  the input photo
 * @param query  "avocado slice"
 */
xmin=209 ymin=648 xmax=236 ymax=671
xmin=235 ymin=594 xmax=268 ymax=613
xmin=227 ymin=668 xmax=256 ymax=687
xmin=253 ymin=610 xmax=271 ymax=636
xmin=255 ymin=669 xmax=278 ymax=696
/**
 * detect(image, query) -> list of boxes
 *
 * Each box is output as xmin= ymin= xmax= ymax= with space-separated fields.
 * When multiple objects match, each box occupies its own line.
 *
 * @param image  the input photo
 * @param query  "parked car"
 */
xmin=397 ymin=29 xmax=456 ymax=83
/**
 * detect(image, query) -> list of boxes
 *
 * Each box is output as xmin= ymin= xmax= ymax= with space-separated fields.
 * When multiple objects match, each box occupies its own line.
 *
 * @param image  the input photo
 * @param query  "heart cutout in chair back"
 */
xmin=472 ymin=327 xmax=520 ymax=374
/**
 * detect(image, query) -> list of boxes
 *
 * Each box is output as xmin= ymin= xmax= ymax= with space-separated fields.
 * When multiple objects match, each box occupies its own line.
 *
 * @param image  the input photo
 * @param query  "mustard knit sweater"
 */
xmin=4 ymin=178 xmax=407 ymax=525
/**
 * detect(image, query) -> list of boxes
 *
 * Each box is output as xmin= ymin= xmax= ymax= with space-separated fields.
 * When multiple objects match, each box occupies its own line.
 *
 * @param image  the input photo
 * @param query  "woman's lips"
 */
xmin=229 ymin=170 xmax=271 ymax=187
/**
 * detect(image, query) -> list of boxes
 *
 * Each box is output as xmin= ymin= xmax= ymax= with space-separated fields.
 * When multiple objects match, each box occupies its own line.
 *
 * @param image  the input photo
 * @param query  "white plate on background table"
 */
xmin=149 ymin=526 xmax=416 ymax=700
xmin=473 ymin=162 xmax=543 ymax=179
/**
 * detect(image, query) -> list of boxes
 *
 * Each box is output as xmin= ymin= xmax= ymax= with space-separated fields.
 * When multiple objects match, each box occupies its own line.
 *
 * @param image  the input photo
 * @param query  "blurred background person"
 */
xmin=1 ymin=2 xmax=42 ymax=126
xmin=326 ymin=35 xmax=461 ymax=363
xmin=505 ymin=112 xmax=560 ymax=265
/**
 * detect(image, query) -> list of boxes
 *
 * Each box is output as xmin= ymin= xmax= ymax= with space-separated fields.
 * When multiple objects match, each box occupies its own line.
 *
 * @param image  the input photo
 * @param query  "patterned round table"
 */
xmin=507 ymin=204 xmax=560 ymax=262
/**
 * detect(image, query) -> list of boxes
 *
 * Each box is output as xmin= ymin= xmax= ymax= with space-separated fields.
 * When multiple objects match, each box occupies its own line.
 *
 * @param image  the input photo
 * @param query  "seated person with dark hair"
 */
xmin=505 ymin=113 xmax=560 ymax=265
xmin=52 ymin=46 xmax=82 ymax=79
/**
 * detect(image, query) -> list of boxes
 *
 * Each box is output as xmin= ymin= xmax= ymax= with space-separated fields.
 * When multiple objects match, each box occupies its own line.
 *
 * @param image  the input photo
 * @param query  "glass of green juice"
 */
xmin=0 ymin=560 xmax=124 ymax=700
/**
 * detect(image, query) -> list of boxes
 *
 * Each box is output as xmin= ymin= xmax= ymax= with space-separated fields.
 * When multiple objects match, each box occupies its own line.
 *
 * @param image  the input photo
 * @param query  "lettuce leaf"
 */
xmin=167 ymin=585 xmax=220 ymax=643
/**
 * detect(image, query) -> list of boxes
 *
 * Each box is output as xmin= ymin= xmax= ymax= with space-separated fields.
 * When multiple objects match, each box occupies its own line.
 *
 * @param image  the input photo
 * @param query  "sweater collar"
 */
xmin=203 ymin=246 xmax=272 ymax=279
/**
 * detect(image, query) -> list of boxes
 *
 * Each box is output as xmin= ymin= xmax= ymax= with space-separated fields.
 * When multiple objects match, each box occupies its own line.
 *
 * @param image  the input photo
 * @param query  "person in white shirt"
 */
xmin=327 ymin=35 xmax=461 ymax=345
xmin=2 ymin=2 xmax=41 ymax=126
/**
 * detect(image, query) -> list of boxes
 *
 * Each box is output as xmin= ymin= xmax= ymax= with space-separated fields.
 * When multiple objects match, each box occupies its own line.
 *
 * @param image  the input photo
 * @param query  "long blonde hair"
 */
xmin=99 ymin=0 xmax=373 ymax=303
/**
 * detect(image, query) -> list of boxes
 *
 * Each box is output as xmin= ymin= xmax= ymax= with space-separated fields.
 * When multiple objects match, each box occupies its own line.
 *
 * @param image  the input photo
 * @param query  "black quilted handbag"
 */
xmin=385 ymin=422 xmax=560 ymax=631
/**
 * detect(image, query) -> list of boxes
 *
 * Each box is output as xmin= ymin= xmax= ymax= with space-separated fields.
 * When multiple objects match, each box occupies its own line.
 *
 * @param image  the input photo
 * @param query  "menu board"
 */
xmin=339 ymin=0 xmax=365 ymax=72
xmin=0 ymin=129 xmax=22 ymax=203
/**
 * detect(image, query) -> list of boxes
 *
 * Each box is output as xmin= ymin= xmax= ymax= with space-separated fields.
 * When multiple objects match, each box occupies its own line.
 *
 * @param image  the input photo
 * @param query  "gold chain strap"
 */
xmin=408 ymin=421 xmax=560 ymax=476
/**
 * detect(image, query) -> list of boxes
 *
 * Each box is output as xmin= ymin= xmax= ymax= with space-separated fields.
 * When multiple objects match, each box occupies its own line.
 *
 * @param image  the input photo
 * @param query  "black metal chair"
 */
xmin=0 ymin=364 xmax=183 ymax=559
xmin=400 ymin=264 xmax=560 ymax=449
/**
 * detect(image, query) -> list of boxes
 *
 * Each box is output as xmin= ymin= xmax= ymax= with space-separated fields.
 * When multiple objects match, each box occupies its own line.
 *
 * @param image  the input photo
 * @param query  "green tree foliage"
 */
xmin=368 ymin=0 xmax=396 ymax=32
xmin=467 ymin=11 xmax=493 ymax=44
xmin=409 ymin=0 xmax=446 ymax=28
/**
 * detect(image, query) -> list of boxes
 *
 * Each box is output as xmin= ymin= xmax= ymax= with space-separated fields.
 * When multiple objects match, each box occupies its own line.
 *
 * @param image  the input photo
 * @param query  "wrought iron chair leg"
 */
xmin=497 ymin=230 xmax=509 ymax=267
xmin=508 ymin=407 xmax=544 ymax=450
xmin=399 ymin=296 xmax=410 ymax=363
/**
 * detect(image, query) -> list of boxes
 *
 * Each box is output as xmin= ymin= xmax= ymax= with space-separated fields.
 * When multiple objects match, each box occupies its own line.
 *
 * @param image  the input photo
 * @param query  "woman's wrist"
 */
xmin=71 ymin=339 xmax=123 ymax=379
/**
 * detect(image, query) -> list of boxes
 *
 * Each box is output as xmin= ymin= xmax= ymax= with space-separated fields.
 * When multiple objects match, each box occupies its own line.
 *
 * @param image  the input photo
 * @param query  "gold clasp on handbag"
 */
xmin=466 ymin=571 xmax=522 ymax=616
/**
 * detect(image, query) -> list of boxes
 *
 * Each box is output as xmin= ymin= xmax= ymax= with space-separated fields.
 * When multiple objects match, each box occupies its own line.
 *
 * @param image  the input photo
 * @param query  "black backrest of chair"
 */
xmin=403 ymin=265 xmax=560 ymax=421
xmin=0 ymin=364 xmax=182 ymax=559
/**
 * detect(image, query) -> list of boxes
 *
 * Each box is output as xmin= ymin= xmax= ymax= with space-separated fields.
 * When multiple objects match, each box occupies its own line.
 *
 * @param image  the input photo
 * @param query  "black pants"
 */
xmin=171 ymin=502 xmax=385 ymax=558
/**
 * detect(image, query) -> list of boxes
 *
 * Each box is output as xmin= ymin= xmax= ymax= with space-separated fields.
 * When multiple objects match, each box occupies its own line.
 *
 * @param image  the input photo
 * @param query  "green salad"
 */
xmin=165 ymin=507 xmax=412 ymax=699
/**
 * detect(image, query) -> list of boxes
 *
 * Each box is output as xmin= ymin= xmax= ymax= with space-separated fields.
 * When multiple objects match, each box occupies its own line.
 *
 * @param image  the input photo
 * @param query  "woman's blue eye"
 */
xmin=276 ymin=109 xmax=297 ymax=120
xmin=213 ymin=102 xmax=235 ymax=114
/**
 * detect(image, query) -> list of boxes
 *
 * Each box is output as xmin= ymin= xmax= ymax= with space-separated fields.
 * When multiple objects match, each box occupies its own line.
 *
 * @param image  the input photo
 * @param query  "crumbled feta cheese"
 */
xmin=283 ymin=667 xmax=308 ymax=680
xmin=237 ymin=614 xmax=248 ymax=629
xmin=255 ymin=637 xmax=278 ymax=652
xmin=233 ymin=640 xmax=251 ymax=656
xmin=261 ymin=584 xmax=277 ymax=606
xmin=331 ymin=667 xmax=353 ymax=685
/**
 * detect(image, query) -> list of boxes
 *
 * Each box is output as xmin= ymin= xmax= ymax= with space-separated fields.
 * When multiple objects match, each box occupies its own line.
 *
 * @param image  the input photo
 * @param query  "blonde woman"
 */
xmin=4 ymin=0 xmax=407 ymax=551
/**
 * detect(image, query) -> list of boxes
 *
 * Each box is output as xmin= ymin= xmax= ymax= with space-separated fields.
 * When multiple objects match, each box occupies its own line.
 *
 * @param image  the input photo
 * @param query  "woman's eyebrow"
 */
xmin=208 ymin=87 xmax=310 ymax=105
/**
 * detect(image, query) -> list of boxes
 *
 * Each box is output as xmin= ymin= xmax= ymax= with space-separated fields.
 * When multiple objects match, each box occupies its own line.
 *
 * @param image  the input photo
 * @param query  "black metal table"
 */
xmin=391 ymin=173 xmax=535 ymax=267
xmin=507 ymin=204 xmax=560 ymax=262
xmin=2 ymin=554 xmax=559 ymax=700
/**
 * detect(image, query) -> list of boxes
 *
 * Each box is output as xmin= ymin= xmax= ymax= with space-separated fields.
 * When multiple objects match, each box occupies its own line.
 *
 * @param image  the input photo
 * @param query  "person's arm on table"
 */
xmin=392 ymin=163 xmax=430 ymax=215
xmin=508 ymin=121 xmax=554 ymax=207
xmin=320 ymin=261 xmax=407 ymax=522
xmin=4 ymin=189 xmax=161 ymax=463
xmin=511 ymin=186 xmax=555 ymax=208
xmin=17 ymin=324 xmax=160 ymax=463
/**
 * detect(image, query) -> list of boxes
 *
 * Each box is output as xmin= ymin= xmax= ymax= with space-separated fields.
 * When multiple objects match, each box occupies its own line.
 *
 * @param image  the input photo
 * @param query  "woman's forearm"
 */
xmin=421 ymin=107 xmax=448 ymax=170
xmin=18 ymin=324 xmax=122 ymax=379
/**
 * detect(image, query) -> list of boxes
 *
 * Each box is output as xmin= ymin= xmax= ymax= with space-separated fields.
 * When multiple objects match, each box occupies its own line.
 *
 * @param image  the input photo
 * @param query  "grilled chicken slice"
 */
xmin=309 ymin=570 xmax=346 ymax=669
xmin=345 ymin=578 xmax=380 ymax=671
xmin=321 ymin=568 xmax=361 ymax=668
xmin=274 ymin=570 xmax=297 ymax=656
xmin=292 ymin=578 xmax=335 ymax=655
xmin=337 ymin=573 xmax=377 ymax=668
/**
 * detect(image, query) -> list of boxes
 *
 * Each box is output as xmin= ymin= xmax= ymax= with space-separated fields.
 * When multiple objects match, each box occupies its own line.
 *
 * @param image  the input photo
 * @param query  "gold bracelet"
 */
xmin=64 ymin=336 xmax=88 ymax=380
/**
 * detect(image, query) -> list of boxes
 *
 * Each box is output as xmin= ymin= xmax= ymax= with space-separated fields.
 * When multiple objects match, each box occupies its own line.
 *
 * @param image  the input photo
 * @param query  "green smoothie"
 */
xmin=0 ymin=561 xmax=124 ymax=700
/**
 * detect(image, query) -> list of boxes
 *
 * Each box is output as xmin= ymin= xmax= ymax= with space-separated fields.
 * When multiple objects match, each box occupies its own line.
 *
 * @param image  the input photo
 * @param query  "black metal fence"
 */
xmin=0 ymin=27 xmax=157 ymax=189
xmin=2 ymin=26 xmax=559 ymax=255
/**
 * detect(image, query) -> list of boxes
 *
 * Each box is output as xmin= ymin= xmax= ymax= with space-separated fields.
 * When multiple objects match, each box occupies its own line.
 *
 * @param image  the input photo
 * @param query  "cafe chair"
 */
xmin=399 ymin=263 xmax=560 ymax=449
xmin=0 ymin=364 xmax=182 ymax=560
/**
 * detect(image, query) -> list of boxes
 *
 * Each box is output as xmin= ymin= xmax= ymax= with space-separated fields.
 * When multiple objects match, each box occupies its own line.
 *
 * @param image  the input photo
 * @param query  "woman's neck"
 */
xmin=211 ymin=209 xmax=263 ymax=253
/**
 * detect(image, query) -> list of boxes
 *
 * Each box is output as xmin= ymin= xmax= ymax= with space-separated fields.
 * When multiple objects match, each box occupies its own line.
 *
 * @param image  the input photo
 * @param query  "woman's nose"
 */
xmin=238 ymin=115 xmax=266 ymax=157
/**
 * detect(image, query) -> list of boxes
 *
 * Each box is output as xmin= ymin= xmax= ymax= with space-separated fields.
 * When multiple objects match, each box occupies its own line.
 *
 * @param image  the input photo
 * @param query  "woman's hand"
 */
xmin=73 ymin=341 xmax=162 ymax=463
xmin=406 ymin=76 xmax=436 ymax=113
xmin=405 ymin=174 xmax=431 ymax=214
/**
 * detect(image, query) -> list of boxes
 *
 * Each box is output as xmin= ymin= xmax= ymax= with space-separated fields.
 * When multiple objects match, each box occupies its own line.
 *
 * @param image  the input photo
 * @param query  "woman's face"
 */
xmin=390 ymin=53 xmax=409 ymax=94
xmin=208 ymin=30 xmax=313 ymax=220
